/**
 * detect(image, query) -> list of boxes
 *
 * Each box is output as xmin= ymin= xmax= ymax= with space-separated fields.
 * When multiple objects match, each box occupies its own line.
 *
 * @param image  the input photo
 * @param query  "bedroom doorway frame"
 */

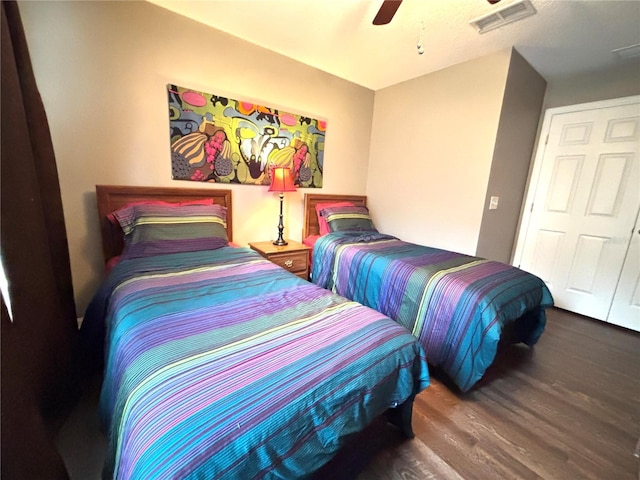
xmin=513 ymin=95 xmax=640 ymax=330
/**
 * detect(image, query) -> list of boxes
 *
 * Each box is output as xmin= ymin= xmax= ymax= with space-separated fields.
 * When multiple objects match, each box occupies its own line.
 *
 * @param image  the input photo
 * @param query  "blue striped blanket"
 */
xmin=83 ymin=247 xmax=429 ymax=479
xmin=311 ymin=232 xmax=554 ymax=392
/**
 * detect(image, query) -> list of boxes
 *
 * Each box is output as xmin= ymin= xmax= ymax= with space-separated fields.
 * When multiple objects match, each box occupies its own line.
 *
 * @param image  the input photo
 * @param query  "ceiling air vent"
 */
xmin=469 ymin=0 xmax=537 ymax=34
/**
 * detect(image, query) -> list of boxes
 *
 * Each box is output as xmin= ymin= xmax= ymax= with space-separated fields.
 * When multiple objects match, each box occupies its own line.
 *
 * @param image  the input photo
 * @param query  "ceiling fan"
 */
xmin=372 ymin=0 xmax=403 ymax=26
xmin=372 ymin=0 xmax=502 ymax=25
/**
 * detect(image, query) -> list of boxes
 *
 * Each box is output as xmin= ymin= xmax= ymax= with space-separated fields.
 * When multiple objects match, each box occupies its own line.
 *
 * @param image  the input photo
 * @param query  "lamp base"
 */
xmin=273 ymin=193 xmax=288 ymax=246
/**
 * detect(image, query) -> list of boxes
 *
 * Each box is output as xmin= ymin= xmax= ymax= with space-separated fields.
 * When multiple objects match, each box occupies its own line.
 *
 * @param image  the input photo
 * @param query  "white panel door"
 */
xmin=607 ymin=208 xmax=640 ymax=331
xmin=517 ymin=99 xmax=639 ymax=321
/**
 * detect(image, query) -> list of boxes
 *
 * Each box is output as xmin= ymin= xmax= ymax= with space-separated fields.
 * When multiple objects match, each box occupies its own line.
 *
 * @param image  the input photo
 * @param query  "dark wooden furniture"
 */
xmin=96 ymin=185 xmax=233 ymax=262
xmin=248 ymin=240 xmax=311 ymax=280
xmin=302 ymin=193 xmax=367 ymax=239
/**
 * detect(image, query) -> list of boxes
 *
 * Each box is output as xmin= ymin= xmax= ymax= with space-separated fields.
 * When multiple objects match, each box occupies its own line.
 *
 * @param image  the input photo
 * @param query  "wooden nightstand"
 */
xmin=248 ymin=240 xmax=310 ymax=280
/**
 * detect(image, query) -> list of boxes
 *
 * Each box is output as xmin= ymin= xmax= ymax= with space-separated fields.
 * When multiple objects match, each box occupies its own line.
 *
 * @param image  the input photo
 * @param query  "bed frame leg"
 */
xmin=386 ymin=395 xmax=415 ymax=439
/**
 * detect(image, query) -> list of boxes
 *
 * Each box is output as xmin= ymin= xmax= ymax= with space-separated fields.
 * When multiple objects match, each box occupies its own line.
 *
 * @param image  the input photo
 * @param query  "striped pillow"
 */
xmin=320 ymin=205 xmax=377 ymax=233
xmin=315 ymin=201 xmax=354 ymax=235
xmin=106 ymin=199 xmax=213 ymax=225
xmin=111 ymin=203 xmax=228 ymax=259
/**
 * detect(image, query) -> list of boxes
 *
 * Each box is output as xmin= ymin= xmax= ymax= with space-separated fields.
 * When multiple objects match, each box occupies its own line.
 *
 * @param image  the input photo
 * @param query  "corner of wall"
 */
xmin=475 ymin=50 xmax=547 ymax=264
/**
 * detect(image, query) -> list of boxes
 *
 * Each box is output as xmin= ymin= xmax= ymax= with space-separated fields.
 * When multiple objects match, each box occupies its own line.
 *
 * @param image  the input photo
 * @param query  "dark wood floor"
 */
xmin=316 ymin=308 xmax=640 ymax=480
xmin=59 ymin=308 xmax=639 ymax=479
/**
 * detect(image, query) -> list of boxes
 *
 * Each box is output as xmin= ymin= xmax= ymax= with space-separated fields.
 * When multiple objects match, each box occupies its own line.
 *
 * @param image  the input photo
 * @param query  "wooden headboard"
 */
xmin=302 ymin=193 xmax=367 ymax=239
xmin=96 ymin=185 xmax=233 ymax=262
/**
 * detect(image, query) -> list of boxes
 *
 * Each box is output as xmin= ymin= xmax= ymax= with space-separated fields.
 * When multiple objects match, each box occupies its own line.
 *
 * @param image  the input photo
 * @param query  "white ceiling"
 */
xmin=148 ymin=0 xmax=640 ymax=90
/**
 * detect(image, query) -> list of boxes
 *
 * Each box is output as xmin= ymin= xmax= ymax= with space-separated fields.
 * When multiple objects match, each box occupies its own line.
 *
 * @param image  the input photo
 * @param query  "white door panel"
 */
xmin=518 ymin=98 xmax=639 ymax=325
xmin=608 ymin=210 xmax=640 ymax=331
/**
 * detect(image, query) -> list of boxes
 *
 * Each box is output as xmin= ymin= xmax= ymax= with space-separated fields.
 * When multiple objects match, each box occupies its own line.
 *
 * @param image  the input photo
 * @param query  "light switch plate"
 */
xmin=489 ymin=196 xmax=499 ymax=210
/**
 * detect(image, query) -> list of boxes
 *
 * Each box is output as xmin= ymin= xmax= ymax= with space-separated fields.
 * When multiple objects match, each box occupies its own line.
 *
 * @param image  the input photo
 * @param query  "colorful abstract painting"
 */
xmin=167 ymin=84 xmax=326 ymax=187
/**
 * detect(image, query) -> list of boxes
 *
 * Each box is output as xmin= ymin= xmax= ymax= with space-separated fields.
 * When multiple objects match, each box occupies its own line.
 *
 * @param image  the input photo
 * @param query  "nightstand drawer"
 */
xmin=248 ymin=240 xmax=311 ymax=281
xmin=269 ymin=251 xmax=308 ymax=273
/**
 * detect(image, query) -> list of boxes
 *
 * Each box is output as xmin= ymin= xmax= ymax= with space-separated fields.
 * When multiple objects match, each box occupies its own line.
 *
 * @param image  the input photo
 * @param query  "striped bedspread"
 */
xmin=311 ymin=232 xmax=554 ymax=392
xmin=82 ymin=247 xmax=429 ymax=479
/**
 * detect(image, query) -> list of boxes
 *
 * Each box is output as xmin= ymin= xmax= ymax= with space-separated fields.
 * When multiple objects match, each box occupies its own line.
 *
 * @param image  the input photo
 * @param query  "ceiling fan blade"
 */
xmin=373 ymin=0 xmax=403 ymax=25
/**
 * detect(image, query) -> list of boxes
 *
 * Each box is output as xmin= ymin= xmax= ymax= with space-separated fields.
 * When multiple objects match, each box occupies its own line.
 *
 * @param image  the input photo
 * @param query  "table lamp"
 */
xmin=268 ymin=167 xmax=297 ymax=246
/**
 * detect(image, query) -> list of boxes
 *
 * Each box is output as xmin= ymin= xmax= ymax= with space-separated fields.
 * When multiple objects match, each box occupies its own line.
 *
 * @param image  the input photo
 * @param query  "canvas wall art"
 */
xmin=168 ymin=84 xmax=326 ymax=187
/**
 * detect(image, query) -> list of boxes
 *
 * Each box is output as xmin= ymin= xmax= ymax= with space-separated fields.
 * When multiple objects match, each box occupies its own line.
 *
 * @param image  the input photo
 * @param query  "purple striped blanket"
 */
xmin=82 ymin=246 xmax=429 ymax=479
xmin=311 ymin=232 xmax=554 ymax=392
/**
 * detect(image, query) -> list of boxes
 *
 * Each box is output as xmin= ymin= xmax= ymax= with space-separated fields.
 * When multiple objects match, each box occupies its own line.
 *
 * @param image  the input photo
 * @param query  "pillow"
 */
xmin=320 ymin=205 xmax=377 ymax=233
xmin=106 ymin=198 xmax=213 ymax=225
xmin=302 ymin=235 xmax=321 ymax=249
xmin=105 ymin=255 xmax=121 ymax=274
xmin=315 ymin=202 xmax=354 ymax=235
xmin=110 ymin=202 xmax=228 ymax=259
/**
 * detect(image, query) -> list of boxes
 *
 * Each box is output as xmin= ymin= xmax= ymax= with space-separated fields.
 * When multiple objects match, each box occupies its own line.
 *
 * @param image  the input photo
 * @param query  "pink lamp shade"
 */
xmin=268 ymin=167 xmax=297 ymax=193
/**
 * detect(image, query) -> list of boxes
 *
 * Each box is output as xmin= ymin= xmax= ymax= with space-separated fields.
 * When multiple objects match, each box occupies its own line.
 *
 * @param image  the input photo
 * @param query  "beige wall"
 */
xmin=476 ymin=49 xmax=547 ymax=264
xmin=543 ymin=62 xmax=640 ymax=110
xmin=18 ymin=1 xmax=375 ymax=314
xmin=366 ymin=49 xmax=512 ymax=255
xmin=20 ymin=0 xmax=638 ymax=316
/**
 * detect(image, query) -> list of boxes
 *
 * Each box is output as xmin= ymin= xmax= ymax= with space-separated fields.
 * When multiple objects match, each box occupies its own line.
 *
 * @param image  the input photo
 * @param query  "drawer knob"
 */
xmin=284 ymin=260 xmax=293 ymax=268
